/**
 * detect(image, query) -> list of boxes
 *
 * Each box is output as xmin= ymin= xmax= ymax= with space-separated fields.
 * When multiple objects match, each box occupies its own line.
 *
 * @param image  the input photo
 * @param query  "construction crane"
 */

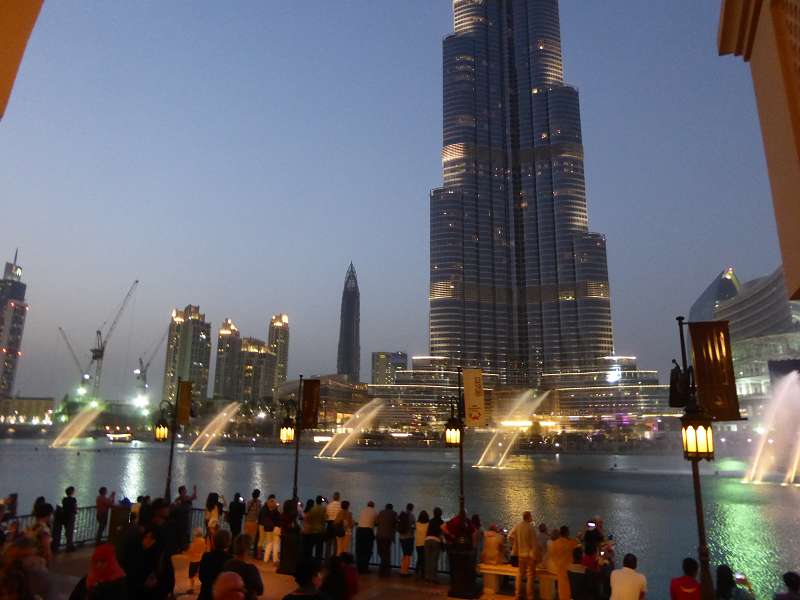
xmin=88 ymin=279 xmax=139 ymax=398
xmin=133 ymin=328 xmax=168 ymax=405
xmin=57 ymin=326 xmax=91 ymax=396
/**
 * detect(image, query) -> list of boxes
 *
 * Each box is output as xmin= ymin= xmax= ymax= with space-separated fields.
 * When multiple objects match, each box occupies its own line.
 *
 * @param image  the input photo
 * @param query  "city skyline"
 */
xmin=1 ymin=1 xmax=780 ymax=402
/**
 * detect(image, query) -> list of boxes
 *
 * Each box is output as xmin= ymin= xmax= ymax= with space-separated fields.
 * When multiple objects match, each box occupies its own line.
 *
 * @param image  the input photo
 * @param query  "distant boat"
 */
xmin=106 ymin=432 xmax=133 ymax=443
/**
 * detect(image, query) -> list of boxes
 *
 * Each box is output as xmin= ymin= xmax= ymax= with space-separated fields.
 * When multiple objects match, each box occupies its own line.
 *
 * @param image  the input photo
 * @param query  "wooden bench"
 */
xmin=477 ymin=563 xmax=556 ymax=599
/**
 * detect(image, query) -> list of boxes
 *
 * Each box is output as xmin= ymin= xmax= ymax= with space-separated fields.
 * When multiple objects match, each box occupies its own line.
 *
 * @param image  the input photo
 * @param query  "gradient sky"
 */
xmin=1 ymin=1 xmax=780 ymax=402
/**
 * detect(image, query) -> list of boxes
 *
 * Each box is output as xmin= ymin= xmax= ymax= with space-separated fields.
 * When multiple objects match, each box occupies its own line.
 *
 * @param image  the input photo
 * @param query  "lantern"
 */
xmin=445 ymin=415 xmax=462 ymax=447
xmin=280 ymin=417 xmax=295 ymax=444
xmin=154 ymin=419 xmax=169 ymax=442
xmin=681 ymin=413 xmax=714 ymax=461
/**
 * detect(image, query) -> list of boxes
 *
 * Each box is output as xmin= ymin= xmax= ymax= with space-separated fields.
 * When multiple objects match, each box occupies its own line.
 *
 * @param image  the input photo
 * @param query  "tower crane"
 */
xmin=88 ymin=279 xmax=138 ymax=398
xmin=133 ymin=328 xmax=168 ymax=405
xmin=57 ymin=326 xmax=90 ymax=395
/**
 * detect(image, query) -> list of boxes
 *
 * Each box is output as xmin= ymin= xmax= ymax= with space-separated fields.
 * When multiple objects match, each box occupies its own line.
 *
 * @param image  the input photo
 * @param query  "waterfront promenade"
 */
xmin=50 ymin=546 xmax=451 ymax=599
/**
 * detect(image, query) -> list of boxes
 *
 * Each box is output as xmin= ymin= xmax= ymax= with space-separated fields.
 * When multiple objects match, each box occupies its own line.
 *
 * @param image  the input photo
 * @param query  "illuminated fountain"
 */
xmin=743 ymin=372 xmax=800 ymax=485
xmin=317 ymin=398 xmax=383 ymax=459
xmin=474 ymin=390 xmax=550 ymax=468
xmin=188 ymin=402 xmax=240 ymax=452
xmin=50 ymin=403 xmax=103 ymax=448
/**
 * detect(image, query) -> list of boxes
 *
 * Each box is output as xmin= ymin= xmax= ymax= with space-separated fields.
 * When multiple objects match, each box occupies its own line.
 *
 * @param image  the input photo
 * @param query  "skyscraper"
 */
xmin=371 ymin=351 xmax=408 ymax=385
xmin=162 ymin=305 xmax=211 ymax=405
xmin=239 ymin=337 xmax=276 ymax=404
xmin=0 ymin=251 xmax=27 ymax=398
xmin=213 ymin=318 xmax=241 ymax=401
xmin=429 ymin=0 xmax=614 ymax=386
xmin=268 ymin=314 xmax=290 ymax=393
xmin=337 ymin=263 xmax=360 ymax=383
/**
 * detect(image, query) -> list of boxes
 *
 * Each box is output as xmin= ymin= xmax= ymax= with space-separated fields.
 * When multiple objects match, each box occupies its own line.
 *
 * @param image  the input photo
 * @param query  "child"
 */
xmin=186 ymin=527 xmax=205 ymax=593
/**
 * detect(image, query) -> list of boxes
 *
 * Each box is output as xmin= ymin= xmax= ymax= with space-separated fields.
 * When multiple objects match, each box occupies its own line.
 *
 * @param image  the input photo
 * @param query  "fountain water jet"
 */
xmin=743 ymin=372 xmax=800 ymax=484
xmin=474 ymin=390 xmax=549 ymax=468
xmin=50 ymin=405 xmax=103 ymax=448
xmin=188 ymin=402 xmax=240 ymax=452
xmin=317 ymin=398 xmax=383 ymax=459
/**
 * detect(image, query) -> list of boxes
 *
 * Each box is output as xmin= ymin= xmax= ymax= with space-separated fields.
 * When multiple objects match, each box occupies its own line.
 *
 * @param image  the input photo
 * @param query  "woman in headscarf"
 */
xmin=69 ymin=543 xmax=128 ymax=600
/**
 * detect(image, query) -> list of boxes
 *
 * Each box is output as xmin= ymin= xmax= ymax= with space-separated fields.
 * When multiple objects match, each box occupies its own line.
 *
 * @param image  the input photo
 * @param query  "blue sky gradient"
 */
xmin=0 ymin=1 xmax=779 ymax=401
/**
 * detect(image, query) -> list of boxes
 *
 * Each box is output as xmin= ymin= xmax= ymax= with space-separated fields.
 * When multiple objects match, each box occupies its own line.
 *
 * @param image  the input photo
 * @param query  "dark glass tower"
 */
xmin=430 ymin=0 xmax=614 ymax=385
xmin=337 ymin=263 xmax=361 ymax=383
xmin=0 ymin=251 xmax=27 ymax=398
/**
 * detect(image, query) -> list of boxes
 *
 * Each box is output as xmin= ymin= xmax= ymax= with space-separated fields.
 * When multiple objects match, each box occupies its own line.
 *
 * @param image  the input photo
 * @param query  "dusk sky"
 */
xmin=1 ymin=1 xmax=780 ymax=402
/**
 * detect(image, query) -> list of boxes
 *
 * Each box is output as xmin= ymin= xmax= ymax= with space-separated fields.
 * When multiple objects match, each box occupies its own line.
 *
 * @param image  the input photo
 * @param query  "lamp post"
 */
xmin=292 ymin=375 xmax=303 ymax=501
xmin=675 ymin=316 xmax=715 ymax=600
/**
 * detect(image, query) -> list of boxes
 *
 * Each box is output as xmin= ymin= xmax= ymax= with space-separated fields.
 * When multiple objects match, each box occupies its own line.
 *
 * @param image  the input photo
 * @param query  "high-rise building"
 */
xmin=371 ymin=351 xmax=408 ymax=385
xmin=268 ymin=314 xmax=290 ymax=393
xmin=162 ymin=305 xmax=211 ymax=405
xmin=0 ymin=251 xmax=28 ymax=398
xmin=337 ymin=263 xmax=360 ymax=383
xmin=238 ymin=337 xmax=276 ymax=405
xmin=213 ymin=318 xmax=241 ymax=401
xmin=719 ymin=0 xmax=800 ymax=300
xmin=429 ymin=0 xmax=613 ymax=386
xmin=688 ymin=267 xmax=741 ymax=322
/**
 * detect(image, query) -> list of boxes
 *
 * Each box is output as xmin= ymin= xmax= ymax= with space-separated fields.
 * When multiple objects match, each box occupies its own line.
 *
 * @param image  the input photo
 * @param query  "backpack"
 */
xmin=397 ymin=511 xmax=411 ymax=535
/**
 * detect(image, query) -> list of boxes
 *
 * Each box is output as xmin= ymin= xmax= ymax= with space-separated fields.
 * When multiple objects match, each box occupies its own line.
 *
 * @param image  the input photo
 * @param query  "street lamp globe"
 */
xmin=681 ymin=413 xmax=714 ymax=461
xmin=445 ymin=416 xmax=462 ymax=447
xmin=280 ymin=417 xmax=295 ymax=444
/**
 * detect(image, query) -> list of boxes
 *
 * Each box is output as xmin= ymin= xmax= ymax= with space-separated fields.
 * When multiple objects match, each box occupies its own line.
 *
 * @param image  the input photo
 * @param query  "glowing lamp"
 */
xmin=445 ymin=416 xmax=462 ymax=447
xmin=280 ymin=417 xmax=295 ymax=444
xmin=155 ymin=419 xmax=169 ymax=442
xmin=681 ymin=414 xmax=714 ymax=461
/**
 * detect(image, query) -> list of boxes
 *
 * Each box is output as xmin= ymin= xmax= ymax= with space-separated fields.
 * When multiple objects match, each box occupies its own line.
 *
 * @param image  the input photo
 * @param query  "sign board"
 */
xmin=689 ymin=321 xmax=742 ymax=421
xmin=463 ymin=369 xmax=487 ymax=427
xmin=300 ymin=379 xmax=321 ymax=429
xmin=177 ymin=381 xmax=192 ymax=425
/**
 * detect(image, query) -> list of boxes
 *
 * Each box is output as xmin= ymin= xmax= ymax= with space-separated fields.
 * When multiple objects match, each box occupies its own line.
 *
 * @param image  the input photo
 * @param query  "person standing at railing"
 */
xmin=354 ymin=500 xmax=377 ymax=574
xmin=423 ymin=507 xmax=444 ymax=583
xmin=95 ymin=487 xmax=116 ymax=546
xmin=397 ymin=503 xmax=415 ymax=576
xmin=205 ymin=493 xmax=225 ymax=547
xmin=259 ymin=494 xmax=281 ymax=564
xmin=376 ymin=503 xmax=397 ymax=578
xmin=324 ymin=492 xmax=342 ymax=559
xmin=333 ymin=500 xmax=353 ymax=557
xmin=244 ymin=490 xmax=261 ymax=557
xmin=508 ymin=512 xmax=540 ymax=600
xmin=414 ymin=510 xmax=429 ymax=579
xmin=228 ymin=494 xmax=245 ymax=542
xmin=62 ymin=486 xmax=77 ymax=553
xmin=175 ymin=485 xmax=197 ymax=551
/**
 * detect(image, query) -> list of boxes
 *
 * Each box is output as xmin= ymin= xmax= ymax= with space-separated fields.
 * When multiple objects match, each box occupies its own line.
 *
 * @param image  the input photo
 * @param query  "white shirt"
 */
xmin=326 ymin=500 xmax=341 ymax=521
xmin=610 ymin=567 xmax=647 ymax=600
xmin=508 ymin=521 xmax=539 ymax=559
xmin=357 ymin=506 xmax=377 ymax=528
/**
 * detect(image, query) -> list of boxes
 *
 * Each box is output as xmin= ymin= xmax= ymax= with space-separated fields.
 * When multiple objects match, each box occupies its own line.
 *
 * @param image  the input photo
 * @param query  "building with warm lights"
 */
xmin=275 ymin=374 xmax=369 ymax=429
xmin=0 ymin=396 xmax=53 ymax=424
xmin=238 ymin=337 xmax=276 ymax=405
xmin=429 ymin=0 xmax=613 ymax=386
xmin=213 ymin=318 xmax=241 ymax=402
xmin=0 ymin=252 xmax=28 ymax=398
xmin=162 ymin=305 xmax=211 ymax=405
xmin=371 ymin=351 xmax=408 ymax=385
xmin=268 ymin=314 xmax=290 ymax=392
xmin=337 ymin=263 xmax=360 ymax=383
xmin=719 ymin=0 xmax=800 ymax=301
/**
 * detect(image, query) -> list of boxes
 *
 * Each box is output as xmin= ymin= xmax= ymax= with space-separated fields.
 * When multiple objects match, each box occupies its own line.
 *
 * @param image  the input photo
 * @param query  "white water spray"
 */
xmin=188 ymin=402 xmax=240 ymax=452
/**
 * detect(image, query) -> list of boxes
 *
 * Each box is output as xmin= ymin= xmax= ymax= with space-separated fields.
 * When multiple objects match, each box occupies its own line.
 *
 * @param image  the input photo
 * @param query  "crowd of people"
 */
xmin=0 ymin=487 xmax=797 ymax=600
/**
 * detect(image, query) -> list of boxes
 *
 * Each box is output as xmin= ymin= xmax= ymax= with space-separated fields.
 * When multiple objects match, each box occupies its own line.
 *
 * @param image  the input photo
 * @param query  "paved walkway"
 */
xmin=51 ymin=548 xmax=455 ymax=599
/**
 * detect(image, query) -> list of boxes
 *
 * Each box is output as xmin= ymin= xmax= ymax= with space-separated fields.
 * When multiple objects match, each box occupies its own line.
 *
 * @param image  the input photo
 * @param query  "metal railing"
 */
xmin=14 ymin=506 xmax=453 ymax=572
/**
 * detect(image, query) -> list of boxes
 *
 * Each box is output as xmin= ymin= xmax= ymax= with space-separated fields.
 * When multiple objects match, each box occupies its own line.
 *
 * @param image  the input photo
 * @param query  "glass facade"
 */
xmin=337 ymin=263 xmax=360 ymax=383
xmin=268 ymin=314 xmax=290 ymax=393
xmin=371 ymin=351 xmax=408 ymax=385
xmin=0 ymin=254 xmax=27 ymax=398
xmin=213 ymin=318 xmax=241 ymax=401
xmin=161 ymin=305 xmax=211 ymax=405
xmin=430 ymin=0 xmax=614 ymax=385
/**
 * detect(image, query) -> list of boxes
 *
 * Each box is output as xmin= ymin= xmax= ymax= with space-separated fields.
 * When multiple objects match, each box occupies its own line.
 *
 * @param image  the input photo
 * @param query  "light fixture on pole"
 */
xmin=445 ymin=413 xmax=462 ymax=447
xmin=280 ymin=416 xmax=295 ymax=445
xmin=154 ymin=418 xmax=169 ymax=442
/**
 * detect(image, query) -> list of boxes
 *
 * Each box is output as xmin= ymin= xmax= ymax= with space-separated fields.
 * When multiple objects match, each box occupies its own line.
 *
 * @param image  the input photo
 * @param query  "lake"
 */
xmin=0 ymin=438 xmax=796 ymax=598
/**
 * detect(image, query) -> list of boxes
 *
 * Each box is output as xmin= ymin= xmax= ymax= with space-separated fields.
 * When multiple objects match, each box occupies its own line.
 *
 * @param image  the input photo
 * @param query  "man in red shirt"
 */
xmin=670 ymin=557 xmax=701 ymax=600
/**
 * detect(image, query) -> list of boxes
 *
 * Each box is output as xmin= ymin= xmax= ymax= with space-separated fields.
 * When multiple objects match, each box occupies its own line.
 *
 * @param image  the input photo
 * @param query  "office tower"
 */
xmin=371 ymin=351 xmax=408 ymax=385
xmin=213 ymin=318 xmax=241 ymax=401
xmin=162 ymin=305 xmax=211 ymax=405
xmin=238 ymin=337 xmax=276 ymax=405
xmin=0 ymin=251 xmax=27 ymax=398
xmin=337 ymin=263 xmax=360 ymax=383
xmin=719 ymin=0 xmax=800 ymax=299
xmin=429 ymin=0 xmax=614 ymax=385
xmin=689 ymin=267 xmax=741 ymax=322
xmin=268 ymin=314 xmax=290 ymax=393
